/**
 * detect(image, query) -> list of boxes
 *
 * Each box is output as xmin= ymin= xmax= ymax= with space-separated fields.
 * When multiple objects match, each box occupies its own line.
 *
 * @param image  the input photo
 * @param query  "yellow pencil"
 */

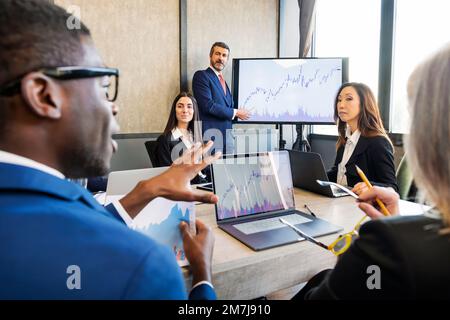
xmin=355 ymin=165 xmax=390 ymax=216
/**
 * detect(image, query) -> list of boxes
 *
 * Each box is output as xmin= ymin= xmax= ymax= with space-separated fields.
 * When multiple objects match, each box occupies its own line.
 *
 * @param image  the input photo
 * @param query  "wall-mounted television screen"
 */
xmin=232 ymin=57 xmax=349 ymax=124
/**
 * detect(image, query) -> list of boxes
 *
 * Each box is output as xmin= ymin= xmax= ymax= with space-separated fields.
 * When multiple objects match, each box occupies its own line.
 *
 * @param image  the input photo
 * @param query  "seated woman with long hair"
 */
xmin=294 ymin=43 xmax=450 ymax=299
xmin=327 ymin=82 xmax=398 ymax=194
xmin=155 ymin=92 xmax=208 ymax=183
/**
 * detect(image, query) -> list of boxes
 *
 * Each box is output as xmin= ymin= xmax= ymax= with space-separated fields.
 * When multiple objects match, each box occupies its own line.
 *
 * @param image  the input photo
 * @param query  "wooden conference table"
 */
xmin=182 ymin=188 xmax=430 ymax=300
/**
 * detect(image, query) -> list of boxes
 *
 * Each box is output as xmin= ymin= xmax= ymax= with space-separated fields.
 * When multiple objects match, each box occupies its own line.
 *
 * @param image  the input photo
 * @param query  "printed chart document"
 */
xmin=106 ymin=195 xmax=195 ymax=267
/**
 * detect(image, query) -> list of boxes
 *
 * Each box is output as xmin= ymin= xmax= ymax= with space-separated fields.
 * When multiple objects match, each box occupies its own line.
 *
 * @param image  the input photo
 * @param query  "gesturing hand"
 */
xmin=154 ymin=141 xmax=221 ymax=203
xmin=120 ymin=141 xmax=221 ymax=218
xmin=236 ymin=109 xmax=251 ymax=120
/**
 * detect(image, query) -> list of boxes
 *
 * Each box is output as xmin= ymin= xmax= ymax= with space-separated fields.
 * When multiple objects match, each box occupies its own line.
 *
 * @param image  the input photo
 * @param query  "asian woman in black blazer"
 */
xmin=327 ymin=82 xmax=398 ymax=194
xmin=155 ymin=92 xmax=208 ymax=183
xmin=293 ymin=43 xmax=450 ymax=300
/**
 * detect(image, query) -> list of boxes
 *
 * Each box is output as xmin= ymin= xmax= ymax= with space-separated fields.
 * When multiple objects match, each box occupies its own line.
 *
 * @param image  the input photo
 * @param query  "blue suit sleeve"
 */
xmin=193 ymin=71 xmax=234 ymax=120
xmin=123 ymin=245 xmax=217 ymax=300
xmin=123 ymin=246 xmax=188 ymax=299
xmin=104 ymin=203 xmax=127 ymax=224
xmin=189 ymin=284 xmax=217 ymax=300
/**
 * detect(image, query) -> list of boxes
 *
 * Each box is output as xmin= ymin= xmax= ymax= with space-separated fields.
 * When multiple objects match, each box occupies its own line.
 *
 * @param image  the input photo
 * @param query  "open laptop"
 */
xmin=105 ymin=166 xmax=211 ymax=207
xmin=211 ymin=150 xmax=342 ymax=251
xmin=288 ymin=150 xmax=349 ymax=198
xmin=106 ymin=167 xmax=169 ymax=198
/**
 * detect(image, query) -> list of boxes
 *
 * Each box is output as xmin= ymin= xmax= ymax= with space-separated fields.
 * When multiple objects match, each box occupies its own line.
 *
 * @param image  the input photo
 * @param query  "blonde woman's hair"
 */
xmin=406 ymin=43 xmax=450 ymax=226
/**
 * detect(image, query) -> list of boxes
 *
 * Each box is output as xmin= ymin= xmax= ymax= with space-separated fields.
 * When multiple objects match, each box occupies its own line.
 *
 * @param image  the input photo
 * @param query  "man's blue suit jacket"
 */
xmin=192 ymin=67 xmax=234 ymax=152
xmin=0 ymin=163 xmax=216 ymax=300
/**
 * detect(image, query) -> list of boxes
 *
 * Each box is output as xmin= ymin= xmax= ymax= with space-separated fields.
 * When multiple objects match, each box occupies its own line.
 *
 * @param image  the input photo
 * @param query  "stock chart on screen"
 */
xmin=213 ymin=152 xmax=293 ymax=220
xmin=233 ymin=58 xmax=347 ymax=124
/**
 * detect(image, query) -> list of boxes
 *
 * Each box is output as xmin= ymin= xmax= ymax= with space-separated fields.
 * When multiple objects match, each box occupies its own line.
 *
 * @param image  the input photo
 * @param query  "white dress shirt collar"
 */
xmin=336 ymin=127 xmax=361 ymax=186
xmin=171 ymin=128 xmax=206 ymax=179
xmin=345 ymin=126 xmax=361 ymax=145
xmin=209 ymin=66 xmax=222 ymax=78
xmin=171 ymin=127 xmax=194 ymax=149
xmin=0 ymin=150 xmax=65 ymax=179
xmin=171 ymin=127 xmax=183 ymax=140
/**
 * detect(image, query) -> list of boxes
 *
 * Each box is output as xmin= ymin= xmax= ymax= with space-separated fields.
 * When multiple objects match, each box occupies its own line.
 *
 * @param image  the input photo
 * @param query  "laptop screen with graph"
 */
xmin=211 ymin=150 xmax=342 ymax=251
xmin=212 ymin=151 xmax=295 ymax=222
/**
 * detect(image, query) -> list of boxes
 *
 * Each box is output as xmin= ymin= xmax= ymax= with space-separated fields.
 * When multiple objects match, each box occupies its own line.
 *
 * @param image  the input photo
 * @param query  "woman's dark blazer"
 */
xmin=155 ymin=133 xmax=208 ymax=184
xmin=293 ymin=213 xmax=450 ymax=299
xmin=327 ymin=135 xmax=398 ymax=192
xmin=154 ymin=132 xmax=185 ymax=167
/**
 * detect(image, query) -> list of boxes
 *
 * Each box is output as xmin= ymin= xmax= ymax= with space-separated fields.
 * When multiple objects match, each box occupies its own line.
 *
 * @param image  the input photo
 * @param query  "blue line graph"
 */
xmin=243 ymin=66 xmax=340 ymax=107
xmin=237 ymin=59 xmax=343 ymax=123
xmin=131 ymin=198 xmax=195 ymax=266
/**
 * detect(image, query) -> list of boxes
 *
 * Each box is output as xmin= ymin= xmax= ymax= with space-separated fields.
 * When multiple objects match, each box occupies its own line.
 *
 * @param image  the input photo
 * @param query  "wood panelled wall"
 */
xmin=56 ymin=0 xmax=279 ymax=133
xmin=187 ymin=0 xmax=279 ymax=89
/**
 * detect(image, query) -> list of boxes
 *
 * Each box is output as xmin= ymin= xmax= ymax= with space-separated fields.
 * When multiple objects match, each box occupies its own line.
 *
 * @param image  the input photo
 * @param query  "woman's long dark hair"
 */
xmin=334 ymin=82 xmax=392 ymax=149
xmin=163 ymin=92 xmax=202 ymax=143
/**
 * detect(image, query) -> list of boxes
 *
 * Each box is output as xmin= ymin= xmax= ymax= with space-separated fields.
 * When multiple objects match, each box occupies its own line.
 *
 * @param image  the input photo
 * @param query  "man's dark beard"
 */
xmin=61 ymin=145 xmax=109 ymax=179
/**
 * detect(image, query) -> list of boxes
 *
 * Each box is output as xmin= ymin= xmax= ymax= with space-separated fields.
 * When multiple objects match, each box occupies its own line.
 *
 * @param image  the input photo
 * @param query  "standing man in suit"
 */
xmin=0 ymin=0 xmax=218 ymax=300
xmin=193 ymin=42 xmax=251 ymax=154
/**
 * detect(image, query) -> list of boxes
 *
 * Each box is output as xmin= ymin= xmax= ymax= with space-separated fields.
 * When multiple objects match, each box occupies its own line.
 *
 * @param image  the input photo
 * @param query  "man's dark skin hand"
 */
xmin=118 ymin=140 xmax=220 ymax=286
xmin=119 ymin=140 xmax=220 ymax=217
xmin=180 ymin=219 xmax=215 ymax=285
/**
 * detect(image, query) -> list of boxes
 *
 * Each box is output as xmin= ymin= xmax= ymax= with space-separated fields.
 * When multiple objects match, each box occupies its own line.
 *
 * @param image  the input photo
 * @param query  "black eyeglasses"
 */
xmin=0 ymin=66 xmax=119 ymax=102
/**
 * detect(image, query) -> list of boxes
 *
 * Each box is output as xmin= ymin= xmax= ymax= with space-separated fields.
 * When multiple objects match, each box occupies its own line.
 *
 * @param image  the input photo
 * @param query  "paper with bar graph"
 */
xmin=106 ymin=195 xmax=195 ymax=267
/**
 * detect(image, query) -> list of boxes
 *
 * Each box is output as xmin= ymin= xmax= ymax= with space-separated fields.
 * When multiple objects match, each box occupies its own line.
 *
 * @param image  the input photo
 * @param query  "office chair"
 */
xmin=144 ymin=140 xmax=159 ymax=167
xmin=396 ymin=154 xmax=417 ymax=201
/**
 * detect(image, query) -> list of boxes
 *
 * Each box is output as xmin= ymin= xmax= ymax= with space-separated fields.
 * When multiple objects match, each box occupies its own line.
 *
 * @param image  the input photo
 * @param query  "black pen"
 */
xmin=304 ymin=204 xmax=316 ymax=217
xmin=279 ymin=218 xmax=329 ymax=250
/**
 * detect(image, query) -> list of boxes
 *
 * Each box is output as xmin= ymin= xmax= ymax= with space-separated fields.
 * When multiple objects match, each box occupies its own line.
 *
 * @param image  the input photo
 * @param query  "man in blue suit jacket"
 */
xmin=0 ymin=0 xmax=219 ymax=300
xmin=0 ymin=161 xmax=215 ymax=299
xmin=192 ymin=42 xmax=251 ymax=154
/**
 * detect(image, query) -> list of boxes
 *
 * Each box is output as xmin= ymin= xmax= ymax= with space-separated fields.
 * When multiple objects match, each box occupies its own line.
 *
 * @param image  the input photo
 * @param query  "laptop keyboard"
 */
xmin=233 ymin=213 xmax=312 ymax=235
